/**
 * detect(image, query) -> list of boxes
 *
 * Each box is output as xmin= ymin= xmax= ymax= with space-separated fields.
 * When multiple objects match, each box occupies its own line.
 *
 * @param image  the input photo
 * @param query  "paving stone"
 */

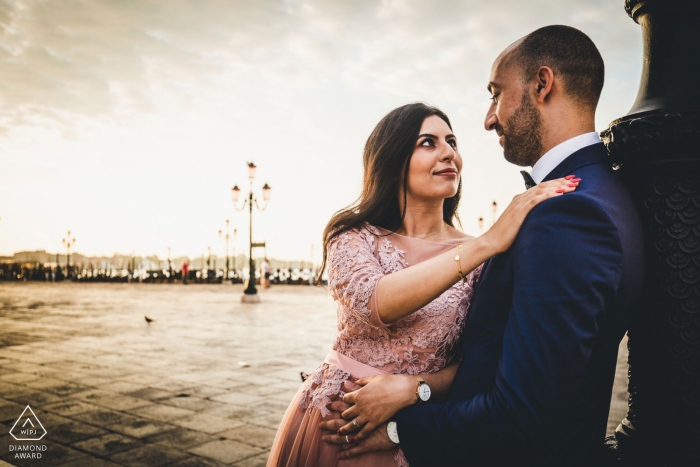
xmin=145 ymin=427 xmax=218 ymax=450
xmin=235 ymin=385 xmax=283 ymax=397
xmin=45 ymin=421 xmax=107 ymax=444
xmin=42 ymin=400 xmax=101 ymax=416
xmin=4 ymin=391 xmax=62 ymax=406
xmin=46 ymin=382 xmax=93 ymax=397
xmin=98 ymin=381 xmax=145 ymax=394
xmin=57 ymin=457 xmax=122 ymax=467
xmin=30 ymin=410 xmax=73 ymax=429
xmin=170 ymin=413 xmax=245 ymax=434
xmin=250 ymin=400 xmax=291 ymax=414
xmin=123 ymin=388 xmax=176 ymax=401
xmin=187 ymin=439 xmax=263 ymax=464
xmin=72 ymin=433 xmax=143 ymax=457
xmin=71 ymin=409 xmax=141 ymax=428
xmin=233 ymin=452 xmax=270 ymax=467
xmin=168 ymin=456 xmax=224 ymax=467
xmin=177 ymin=386 xmax=228 ymax=399
xmin=160 ymin=396 xmax=226 ymax=412
xmin=110 ymin=417 xmax=174 ymax=439
xmin=129 ymin=403 xmax=195 ymax=422
xmin=245 ymin=412 xmax=284 ymax=430
xmin=205 ymin=405 xmax=271 ymax=421
xmin=73 ymin=376 xmax=114 ymax=387
xmin=147 ymin=379 xmax=196 ymax=392
xmin=0 ymin=402 xmax=25 ymax=423
xmin=109 ymin=444 xmax=188 ymax=467
xmin=209 ymin=392 xmax=265 ymax=406
xmin=220 ymin=424 xmax=278 ymax=448
xmin=0 ymin=373 xmax=41 ymax=384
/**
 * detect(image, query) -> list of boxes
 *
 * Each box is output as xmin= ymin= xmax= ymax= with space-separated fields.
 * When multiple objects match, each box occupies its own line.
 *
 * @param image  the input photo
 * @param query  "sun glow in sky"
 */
xmin=0 ymin=0 xmax=642 ymax=263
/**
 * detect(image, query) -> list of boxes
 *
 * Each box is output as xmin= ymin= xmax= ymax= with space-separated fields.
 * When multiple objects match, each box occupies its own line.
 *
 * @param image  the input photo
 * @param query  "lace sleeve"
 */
xmin=327 ymin=228 xmax=384 ymax=326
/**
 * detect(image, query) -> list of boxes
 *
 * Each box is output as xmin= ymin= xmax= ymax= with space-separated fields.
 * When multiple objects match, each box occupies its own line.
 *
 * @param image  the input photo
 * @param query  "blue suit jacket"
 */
xmin=394 ymin=143 xmax=644 ymax=466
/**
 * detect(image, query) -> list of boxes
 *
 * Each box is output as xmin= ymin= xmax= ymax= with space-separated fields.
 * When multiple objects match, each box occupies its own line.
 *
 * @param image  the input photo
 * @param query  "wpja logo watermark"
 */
xmin=8 ymin=405 xmax=48 ymax=460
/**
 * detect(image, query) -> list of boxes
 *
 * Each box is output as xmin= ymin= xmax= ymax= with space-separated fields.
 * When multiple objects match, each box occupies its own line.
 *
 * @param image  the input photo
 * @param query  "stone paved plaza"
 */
xmin=0 ymin=283 xmax=629 ymax=466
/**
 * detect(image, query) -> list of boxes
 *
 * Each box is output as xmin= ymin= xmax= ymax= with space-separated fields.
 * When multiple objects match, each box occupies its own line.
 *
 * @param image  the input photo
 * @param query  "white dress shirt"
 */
xmin=530 ymin=132 xmax=601 ymax=184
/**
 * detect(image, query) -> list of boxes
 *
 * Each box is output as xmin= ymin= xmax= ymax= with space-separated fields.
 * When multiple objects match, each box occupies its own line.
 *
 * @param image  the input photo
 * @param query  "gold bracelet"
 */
xmin=455 ymin=245 xmax=465 ymax=282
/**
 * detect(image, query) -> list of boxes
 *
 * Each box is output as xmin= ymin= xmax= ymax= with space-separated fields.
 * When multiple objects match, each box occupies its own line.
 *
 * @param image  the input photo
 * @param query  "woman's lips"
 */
xmin=434 ymin=170 xmax=457 ymax=177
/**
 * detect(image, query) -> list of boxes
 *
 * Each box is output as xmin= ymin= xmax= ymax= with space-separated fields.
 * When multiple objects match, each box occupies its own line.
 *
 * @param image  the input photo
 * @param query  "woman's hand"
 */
xmin=337 ymin=374 xmax=419 ymax=440
xmin=482 ymin=176 xmax=579 ymax=254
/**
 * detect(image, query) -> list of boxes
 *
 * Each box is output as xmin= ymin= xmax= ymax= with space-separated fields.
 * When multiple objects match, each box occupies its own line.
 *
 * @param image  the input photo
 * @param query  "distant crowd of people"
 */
xmin=0 ymin=261 xmax=321 ymax=286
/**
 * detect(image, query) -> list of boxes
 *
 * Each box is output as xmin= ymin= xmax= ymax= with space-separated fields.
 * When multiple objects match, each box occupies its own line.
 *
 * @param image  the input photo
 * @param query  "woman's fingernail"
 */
xmin=556 ymin=189 xmax=565 ymax=193
xmin=565 ymin=175 xmax=575 ymax=180
xmin=572 ymin=178 xmax=581 ymax=182
xmin=568 ymin=183 xmax=578 ymax=187
xmin=337 ymin=430 xmax=341 ymax=434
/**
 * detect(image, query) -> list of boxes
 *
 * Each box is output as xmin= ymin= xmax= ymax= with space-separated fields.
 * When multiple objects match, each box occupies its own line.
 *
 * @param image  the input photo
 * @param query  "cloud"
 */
xmin=0 ymin=0 xmax=645 ymax=258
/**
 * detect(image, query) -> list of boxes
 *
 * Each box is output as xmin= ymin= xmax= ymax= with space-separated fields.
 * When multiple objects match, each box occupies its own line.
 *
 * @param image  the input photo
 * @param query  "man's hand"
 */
xmin=338 ymin=374 xmax=418 ymax=440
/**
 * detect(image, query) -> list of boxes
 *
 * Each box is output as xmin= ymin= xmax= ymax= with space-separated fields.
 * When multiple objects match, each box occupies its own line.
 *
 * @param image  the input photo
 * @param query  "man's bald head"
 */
xmin=505 ymin=25 xmax=605 ymax=110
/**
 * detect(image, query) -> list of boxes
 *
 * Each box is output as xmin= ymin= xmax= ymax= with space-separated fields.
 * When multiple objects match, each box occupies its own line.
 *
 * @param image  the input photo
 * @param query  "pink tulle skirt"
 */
xmin=267 ymin=350 xmax=399 ymax=467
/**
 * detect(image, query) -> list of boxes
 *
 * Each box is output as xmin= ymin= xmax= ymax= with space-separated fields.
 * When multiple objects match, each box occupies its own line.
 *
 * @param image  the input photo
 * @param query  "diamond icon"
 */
xmin=9 ymin=406 xmax=47 ymax=441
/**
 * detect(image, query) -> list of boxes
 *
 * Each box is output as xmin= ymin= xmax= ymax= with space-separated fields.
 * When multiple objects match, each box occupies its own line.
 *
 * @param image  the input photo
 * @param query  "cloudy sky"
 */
xmin=0 ymin=0 xmax=642 ymax=263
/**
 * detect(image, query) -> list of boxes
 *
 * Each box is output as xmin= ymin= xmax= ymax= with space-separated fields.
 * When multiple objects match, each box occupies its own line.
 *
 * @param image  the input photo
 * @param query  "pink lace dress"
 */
xmin=267 ymin=225 xmax=481 ymax=467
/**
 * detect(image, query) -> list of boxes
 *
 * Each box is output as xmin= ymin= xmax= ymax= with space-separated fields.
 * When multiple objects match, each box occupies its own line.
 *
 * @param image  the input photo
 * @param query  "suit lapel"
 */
xmin=542 ymin=143 xmax=609 ymax=183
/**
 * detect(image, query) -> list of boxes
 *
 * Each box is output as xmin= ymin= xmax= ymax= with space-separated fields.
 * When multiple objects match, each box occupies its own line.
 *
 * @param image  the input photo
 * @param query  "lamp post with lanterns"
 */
xmin=232 ymin=161 xmax=271 ymax=302
xmin=219 ymin=220 xmax=237 ymax=283
xmin=62 ymin=231 xmax=76 ymax=281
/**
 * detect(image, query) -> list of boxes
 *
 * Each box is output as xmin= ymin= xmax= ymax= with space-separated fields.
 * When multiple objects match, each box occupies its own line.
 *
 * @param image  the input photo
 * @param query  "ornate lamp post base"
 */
xmin=241 ymin=293 xmax=261 ymax=303
xmin=602 ymin=1 xmax=700 ymax=464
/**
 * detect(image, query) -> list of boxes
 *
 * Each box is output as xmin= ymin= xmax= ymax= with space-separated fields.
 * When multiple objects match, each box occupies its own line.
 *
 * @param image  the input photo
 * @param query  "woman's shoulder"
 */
xmin=445 ymin=225 xmax=473 ymax=242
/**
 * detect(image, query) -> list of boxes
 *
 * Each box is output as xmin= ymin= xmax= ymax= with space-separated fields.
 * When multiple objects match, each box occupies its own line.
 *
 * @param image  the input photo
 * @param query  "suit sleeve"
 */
xmin=393 ymin=195 xmax=624 ymax=466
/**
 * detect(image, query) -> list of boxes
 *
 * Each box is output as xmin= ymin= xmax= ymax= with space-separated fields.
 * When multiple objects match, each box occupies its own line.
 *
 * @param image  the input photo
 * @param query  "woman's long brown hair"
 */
xmin=316 ymin=103 xmax=462 ymax=283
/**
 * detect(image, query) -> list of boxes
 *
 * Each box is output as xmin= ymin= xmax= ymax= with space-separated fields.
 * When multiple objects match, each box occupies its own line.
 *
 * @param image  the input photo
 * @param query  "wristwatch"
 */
xmin=387 ymin=421 xmax=400 ymax=444
xmin=415 ymin=376 xmax=431 ymax=405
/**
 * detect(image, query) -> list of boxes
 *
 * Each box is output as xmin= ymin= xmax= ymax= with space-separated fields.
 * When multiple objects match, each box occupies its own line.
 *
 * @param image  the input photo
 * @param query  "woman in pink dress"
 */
xmin=267 ymin=103 xmax=577 ymax=467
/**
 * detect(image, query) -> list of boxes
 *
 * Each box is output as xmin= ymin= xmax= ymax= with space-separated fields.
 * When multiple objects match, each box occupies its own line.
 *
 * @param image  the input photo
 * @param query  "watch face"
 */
xmin=387 ymin=421 xmax=400 ymax=444
xmin=418 ymin=383 xmax=431 ymax=401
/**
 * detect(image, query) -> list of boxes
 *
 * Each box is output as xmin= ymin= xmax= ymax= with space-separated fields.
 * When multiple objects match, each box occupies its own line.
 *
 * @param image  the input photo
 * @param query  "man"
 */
xmin=323 ymin=25 xmax=644 ymax=465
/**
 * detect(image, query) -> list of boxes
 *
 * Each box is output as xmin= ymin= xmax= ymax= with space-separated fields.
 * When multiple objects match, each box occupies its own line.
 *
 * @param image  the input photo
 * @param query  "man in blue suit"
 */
xmin=324 ymin=25 xmax=644 ymax=466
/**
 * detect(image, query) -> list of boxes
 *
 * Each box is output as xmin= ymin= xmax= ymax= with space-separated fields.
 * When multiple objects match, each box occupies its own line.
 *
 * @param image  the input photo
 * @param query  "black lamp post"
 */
xmin=602 ymin=1 xmax=700 ymax=464
xmin=62 ymin=231 xmax=75 ymax=281
xmin=232 ymin=162 xmax=271 ymax=302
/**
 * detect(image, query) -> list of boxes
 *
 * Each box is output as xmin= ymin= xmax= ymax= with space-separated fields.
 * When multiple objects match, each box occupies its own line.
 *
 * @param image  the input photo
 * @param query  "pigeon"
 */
xmin=144 ymin=316 xmax=154 ymax=324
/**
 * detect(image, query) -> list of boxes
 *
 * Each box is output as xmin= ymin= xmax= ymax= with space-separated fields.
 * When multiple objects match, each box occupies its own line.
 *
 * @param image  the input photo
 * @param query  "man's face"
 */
xmin=484 ymin=50 xmax=544 ymax=167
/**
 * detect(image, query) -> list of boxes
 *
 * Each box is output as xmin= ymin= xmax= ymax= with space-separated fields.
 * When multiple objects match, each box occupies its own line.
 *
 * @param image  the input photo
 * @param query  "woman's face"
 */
xmin=405 ymin=115 xmax=462 ymax=202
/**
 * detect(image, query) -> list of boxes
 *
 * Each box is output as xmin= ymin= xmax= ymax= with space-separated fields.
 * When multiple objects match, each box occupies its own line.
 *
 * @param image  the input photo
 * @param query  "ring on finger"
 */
xmin=352 ymin=418 xmax=360 ymax=427
xmin=345 ymin=435 xmax=350 ymax=443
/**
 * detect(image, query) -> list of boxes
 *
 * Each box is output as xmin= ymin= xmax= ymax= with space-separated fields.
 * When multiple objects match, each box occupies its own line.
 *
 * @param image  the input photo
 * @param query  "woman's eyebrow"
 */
xmin=417 ymin=133 xmax=456 ymax=141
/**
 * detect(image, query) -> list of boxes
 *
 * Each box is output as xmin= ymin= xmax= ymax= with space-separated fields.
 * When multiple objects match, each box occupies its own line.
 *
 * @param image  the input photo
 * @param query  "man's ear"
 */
xmin=535 ymin=66 xmax=554 ymax=103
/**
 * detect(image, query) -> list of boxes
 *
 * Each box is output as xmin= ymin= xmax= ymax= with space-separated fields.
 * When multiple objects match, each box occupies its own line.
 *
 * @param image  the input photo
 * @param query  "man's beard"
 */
xmin=500 ymin=93 xmax=544 ymax=167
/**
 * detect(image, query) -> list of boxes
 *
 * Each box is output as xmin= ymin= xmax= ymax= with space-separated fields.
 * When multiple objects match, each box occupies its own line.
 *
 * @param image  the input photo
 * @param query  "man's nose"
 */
xmin=484 ymin=113 xmax=497 ymax=132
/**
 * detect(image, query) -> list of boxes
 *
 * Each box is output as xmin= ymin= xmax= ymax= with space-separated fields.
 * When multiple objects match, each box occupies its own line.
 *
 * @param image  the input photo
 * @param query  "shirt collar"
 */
xmin=530 ymin=132 xmax=601 ymax=184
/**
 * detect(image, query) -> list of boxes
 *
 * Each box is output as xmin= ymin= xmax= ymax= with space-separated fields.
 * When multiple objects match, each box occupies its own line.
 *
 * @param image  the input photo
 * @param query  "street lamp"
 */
xmin=62 ymin=231 xmax=76 ymax=281
xmin=219 ymin=220 xmax=238 ymax=283
xmin=167 ymin=247 xmax=172 ymax=280
xmin=232 ymin=161 xmax=271 ymax=302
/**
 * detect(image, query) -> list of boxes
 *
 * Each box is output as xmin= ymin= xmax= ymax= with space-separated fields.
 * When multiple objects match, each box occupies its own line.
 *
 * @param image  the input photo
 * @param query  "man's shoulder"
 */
xmin=524 ymin=191 xmax=615 ymax=227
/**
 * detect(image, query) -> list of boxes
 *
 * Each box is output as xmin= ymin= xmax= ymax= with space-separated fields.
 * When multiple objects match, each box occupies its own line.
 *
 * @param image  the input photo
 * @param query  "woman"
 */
xmin=267 ymin=103 xmax=577 ymax=467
